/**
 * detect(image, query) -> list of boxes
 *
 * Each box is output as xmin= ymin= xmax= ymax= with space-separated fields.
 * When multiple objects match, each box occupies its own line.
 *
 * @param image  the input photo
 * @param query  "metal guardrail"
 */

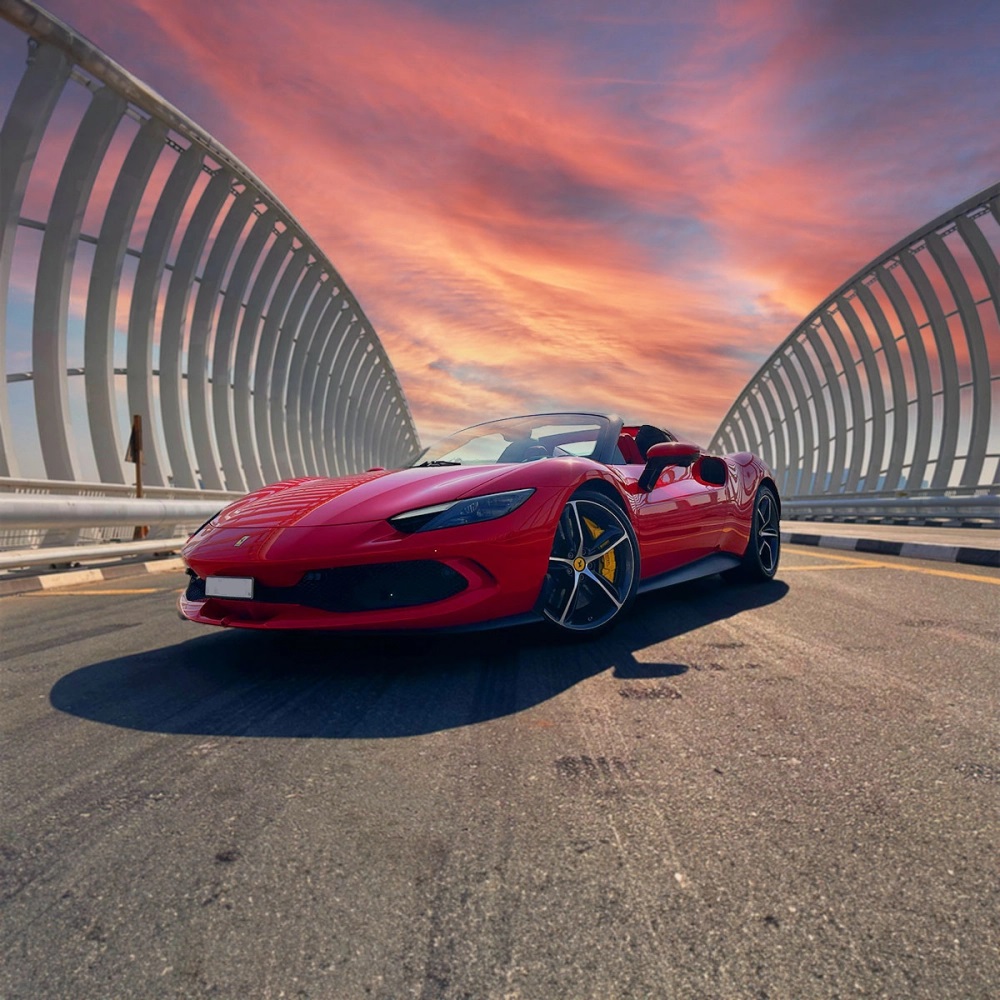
xmin=783 ymin=492 xmax=999 ymax=525
xmin=0 ymin=495 xmax=222 ymax=529
xmin=0 ymin=537 xmax=189 ymax=571
xmin=0 ymin=489 xmax=224 ymax=569
xmin=0 ymin=479 xmax=234 ymax=559
xmin=0 ymin=491 xmax=223 ymax=569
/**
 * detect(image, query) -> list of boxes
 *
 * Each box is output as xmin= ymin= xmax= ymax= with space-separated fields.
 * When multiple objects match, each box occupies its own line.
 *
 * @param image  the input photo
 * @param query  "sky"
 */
xmin=7 ymin=0 xmax=1000 ymax=447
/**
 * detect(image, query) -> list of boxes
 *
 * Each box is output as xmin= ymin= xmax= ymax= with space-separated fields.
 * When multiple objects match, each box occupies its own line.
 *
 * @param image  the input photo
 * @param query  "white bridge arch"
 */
xmin=0 ymin=0 xmax=420 ymax=497
xmin=710 ymin=184 xmax=999 ymax=521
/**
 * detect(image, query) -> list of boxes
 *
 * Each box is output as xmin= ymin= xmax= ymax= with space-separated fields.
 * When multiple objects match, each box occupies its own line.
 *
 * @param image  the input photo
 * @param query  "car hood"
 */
xmin=214 ymin=465 xmax=526 ymax=530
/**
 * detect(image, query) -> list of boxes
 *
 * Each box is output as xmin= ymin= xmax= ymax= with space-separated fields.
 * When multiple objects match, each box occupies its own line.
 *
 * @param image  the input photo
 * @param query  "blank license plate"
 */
xmin=205 ymin=576 xmax=255 ymax=600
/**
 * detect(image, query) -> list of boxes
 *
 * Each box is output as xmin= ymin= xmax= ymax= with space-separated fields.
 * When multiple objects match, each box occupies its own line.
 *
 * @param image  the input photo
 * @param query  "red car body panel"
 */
xmin=178 ymin=417 xmax=774 ymax=632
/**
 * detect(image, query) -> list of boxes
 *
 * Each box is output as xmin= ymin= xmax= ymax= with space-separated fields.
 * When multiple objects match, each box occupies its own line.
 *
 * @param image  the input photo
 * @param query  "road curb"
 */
xmin=781 ymin=531 xmax=999 ymax=568
xmin=0 ymin=556 xmax=185 ymax=597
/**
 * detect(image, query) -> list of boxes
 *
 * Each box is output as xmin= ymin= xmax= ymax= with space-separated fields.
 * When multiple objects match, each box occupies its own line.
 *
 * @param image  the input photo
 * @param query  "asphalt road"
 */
xmin=2 ymin=546 xmax=998 ymax=999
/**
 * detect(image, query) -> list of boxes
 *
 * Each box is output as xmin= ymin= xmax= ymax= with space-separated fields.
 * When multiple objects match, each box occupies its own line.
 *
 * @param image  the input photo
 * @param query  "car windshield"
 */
xmin=411 ymin=413 xmax=612 ymax=466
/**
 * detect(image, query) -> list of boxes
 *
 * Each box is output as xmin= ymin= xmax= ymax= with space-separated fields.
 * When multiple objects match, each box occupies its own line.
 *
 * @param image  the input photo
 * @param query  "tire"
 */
xmin=538 ymin=489 xmax=640 ymax=636
xmin=727 ymin=484 xmax=780 ymax=583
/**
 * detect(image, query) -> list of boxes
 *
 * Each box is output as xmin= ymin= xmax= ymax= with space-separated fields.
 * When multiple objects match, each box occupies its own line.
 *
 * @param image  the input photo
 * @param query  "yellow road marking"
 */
xmin=783 ymin=547 xmax=999 ymax=585
xmin=786 ymin=548 xmax=896 ymax=564
xmin=848 ymin=564 xmax=998 ymax=585
xmin=781 ymin=562 xmax=883 ymax=571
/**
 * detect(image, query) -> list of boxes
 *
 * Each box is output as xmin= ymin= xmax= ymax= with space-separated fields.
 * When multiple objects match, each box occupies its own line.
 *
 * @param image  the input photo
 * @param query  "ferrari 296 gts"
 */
xmin=178 ymin=412 xmax=780 ymax=636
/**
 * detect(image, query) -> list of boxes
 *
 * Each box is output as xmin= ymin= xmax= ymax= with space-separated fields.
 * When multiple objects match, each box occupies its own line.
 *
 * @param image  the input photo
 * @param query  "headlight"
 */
xmin=389 ymin=489 xmax=535 ymax=534
xmin=189 ymin=510 xmax=223 ymax=538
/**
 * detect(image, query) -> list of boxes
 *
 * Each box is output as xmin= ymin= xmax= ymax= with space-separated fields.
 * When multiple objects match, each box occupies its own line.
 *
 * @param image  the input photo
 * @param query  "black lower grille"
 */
xmin=188 ymin=561 xmax=468 ymax=613
xmin=185 ymin=570 xmax=206 ymax=601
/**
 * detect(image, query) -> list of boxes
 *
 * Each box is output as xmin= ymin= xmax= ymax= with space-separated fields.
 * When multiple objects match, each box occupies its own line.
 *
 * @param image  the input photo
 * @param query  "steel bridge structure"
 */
xmin=1 ymin=1 xmax=997 ymax=567
xmin=0 ymin=0 xmax=419 ymax=524
xmin=710 ymin=184 xmax=999 ymax=523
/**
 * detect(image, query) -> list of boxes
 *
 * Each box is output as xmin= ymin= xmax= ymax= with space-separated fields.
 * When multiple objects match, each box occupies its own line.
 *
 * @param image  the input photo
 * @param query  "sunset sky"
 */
xmin=10 ymin=0 xmax=1000 ymax=445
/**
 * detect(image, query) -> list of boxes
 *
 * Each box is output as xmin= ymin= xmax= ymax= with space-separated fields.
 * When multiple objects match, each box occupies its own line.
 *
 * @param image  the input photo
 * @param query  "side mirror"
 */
xmin=638 ymin=441 xmax=702 ymax=492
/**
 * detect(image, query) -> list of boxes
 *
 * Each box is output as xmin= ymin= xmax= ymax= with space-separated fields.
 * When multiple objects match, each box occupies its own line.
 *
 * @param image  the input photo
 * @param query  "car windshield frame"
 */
xmin=410 ymin=413 xmax=624 ymax=467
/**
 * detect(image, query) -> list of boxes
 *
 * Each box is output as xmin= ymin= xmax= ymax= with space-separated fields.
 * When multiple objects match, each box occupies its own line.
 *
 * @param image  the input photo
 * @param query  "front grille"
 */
xmin=187 ymin=561 xmax=468 ymax=613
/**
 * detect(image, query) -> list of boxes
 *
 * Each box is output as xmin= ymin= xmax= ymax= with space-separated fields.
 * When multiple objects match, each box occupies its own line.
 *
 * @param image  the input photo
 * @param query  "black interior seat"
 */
xmin=634 ymin=424 xmax=670 ymax=460
xmin=498 ymin=439 xmax=547 ymax=462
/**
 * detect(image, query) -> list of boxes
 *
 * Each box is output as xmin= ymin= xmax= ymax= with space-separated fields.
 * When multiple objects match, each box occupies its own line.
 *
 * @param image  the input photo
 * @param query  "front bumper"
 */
xmin=177 ymin=489 xmax=565 ymax=631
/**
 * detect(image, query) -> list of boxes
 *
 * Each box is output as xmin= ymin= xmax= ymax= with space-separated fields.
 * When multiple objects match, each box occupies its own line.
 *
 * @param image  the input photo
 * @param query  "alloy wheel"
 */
xmin=756 ymin=488 xmax=780 ymax=576
xmin=540 ymin=495 xmax=638 ymax=633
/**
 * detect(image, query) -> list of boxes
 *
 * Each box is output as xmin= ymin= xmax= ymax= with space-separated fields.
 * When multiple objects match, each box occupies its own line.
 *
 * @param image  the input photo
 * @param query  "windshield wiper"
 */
xmin=416 ymin=459 xmax=463 ymax=467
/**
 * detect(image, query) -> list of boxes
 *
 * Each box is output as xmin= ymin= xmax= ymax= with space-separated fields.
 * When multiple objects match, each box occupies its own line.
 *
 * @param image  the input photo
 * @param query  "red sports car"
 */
xmin=178 ymin=412 xmax=780 ymax=636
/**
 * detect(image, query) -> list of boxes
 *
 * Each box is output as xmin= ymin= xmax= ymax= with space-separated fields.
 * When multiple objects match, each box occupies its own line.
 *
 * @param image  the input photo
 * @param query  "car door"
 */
xmin=634 ymin=458 xmax=732 ymax=579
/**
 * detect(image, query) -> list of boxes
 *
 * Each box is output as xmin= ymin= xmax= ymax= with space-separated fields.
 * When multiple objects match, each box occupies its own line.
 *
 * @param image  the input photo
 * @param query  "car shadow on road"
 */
xmin=50 ymin=578 xmax=788 ymax=739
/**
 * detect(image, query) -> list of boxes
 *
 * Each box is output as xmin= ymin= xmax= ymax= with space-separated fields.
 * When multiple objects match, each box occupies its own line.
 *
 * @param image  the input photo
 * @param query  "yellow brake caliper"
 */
xmin=583 ymin=516 xmax=616 ymax=583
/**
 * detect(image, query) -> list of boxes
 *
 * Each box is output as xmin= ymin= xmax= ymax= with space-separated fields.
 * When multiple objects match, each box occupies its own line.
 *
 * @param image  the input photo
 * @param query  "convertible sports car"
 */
xmin=179 ymin=412 xmax=780 ymax=636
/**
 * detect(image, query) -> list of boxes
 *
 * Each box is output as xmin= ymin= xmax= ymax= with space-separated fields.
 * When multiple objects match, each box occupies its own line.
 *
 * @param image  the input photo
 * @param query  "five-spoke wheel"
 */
xmin=539 ymin=491 xmax=639 ymax=635
xmin=728 ymin=484 xmax=780 ymax=582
